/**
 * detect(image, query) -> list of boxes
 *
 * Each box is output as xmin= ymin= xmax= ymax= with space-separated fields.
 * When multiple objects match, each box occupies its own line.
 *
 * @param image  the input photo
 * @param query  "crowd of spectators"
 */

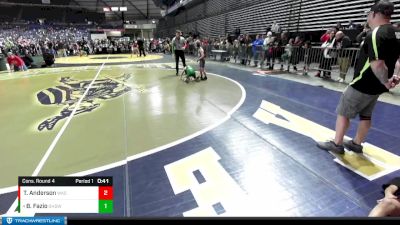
xmin=2 ymin=19 xmax=399 ymax=80
xmin=167 ymin=20 xmax=400 ymax=82
xmin=0 ymin=23 xmax=174 ymax=71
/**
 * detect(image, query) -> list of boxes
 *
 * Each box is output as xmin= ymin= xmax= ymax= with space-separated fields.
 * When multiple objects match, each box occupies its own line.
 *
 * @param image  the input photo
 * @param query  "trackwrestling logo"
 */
xmin=2 ymin=217 xmax=65 ymax=225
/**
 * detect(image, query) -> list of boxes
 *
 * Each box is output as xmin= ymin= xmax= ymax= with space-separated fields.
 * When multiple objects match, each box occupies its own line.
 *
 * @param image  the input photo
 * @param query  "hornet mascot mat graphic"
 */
xmin=36 ymin=73 xmax=132 ymax=131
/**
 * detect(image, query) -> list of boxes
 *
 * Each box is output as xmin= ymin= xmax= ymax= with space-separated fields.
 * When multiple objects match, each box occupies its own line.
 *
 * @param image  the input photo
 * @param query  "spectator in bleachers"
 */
xmin=72 ymin=42 xmax=79 ymax=55
xmin=42 ymin=46 xmax=55 ymax=67
xmin=201 ymin=37 xmax=209 ymax=47
xmin=271 ymin=21 xmax=281 ymax=34
xmin=150 ymin=39 xmax=157 ymax=53
xmin=57 ymin=42 xmax=67 ymax=57
xmin=22 ymin=49 xmax=36 ymax=68
xmin=222 ymin=38 xmax=228 ymax=51
xmin=333 ymin=26 xmax=340 ymax=34
xmin=335 ymin=31 xmax=352 ymax=83
xmin=347 ymin=20 xmax=356 ymax=30
xmin=82 ymin=44 xmax=90 ymax=56
xmin=213 ymin=38 xmax=220 ymax=50
xmin=320 ymin=29 xmax=332 ymax=43
xmin=336 ymin=22 xmax=344 ymax=31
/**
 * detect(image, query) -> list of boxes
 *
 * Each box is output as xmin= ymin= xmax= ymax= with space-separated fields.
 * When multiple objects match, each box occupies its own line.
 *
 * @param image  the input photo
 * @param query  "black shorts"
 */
xmin=199 ymin=59 xmax=205 ymax=68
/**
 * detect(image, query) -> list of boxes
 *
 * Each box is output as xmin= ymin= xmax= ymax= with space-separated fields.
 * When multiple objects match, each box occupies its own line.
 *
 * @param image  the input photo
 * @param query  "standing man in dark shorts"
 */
xmin=317 ymin=0 xmax=400 ymax=154
xmin=172 ymin=30 xmax=187 ymax=76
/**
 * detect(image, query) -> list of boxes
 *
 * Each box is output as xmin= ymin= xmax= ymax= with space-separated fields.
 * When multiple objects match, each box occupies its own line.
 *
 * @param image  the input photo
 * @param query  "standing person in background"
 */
xmin=302 ymin=41 xmax=311 ymax=76
xmin=265 ymin=36 xmax=278 ymax=70
xmin=281 ymin=38 xmax=293 ymax=71
xmin=356 ymin=23 xmax=371 ymax=47
xmin=289 ymin=36 xmax=303 ymax=72
xmin=244 ymin=34 xmax=253 ymax=66
xmin=137 ymin=38 xmax=146 ymax=57
xmin=278 ymin=31 xmax=290 ymax=71
xmin=335 ymin=31 xmax=352 ymax=83
xmin=239 ymin=34 xmax=246 ymax=65
xmin=252 ymin=34 xmax=264 ymax=67
xmin=262 ymin=32 xmax=273 ymax=69
xmin=172 ymin=30 xmax=187 ymax=76
xmin=317 ymin=0 xmax=400 ymax=155
xmin=316 ymin=30 xmax=336 ymax=78
xmin=131 ymin=41 xmax=139 ymax=57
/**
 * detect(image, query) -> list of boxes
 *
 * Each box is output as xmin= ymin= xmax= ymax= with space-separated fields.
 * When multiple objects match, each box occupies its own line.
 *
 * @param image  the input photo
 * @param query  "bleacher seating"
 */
xmin=156 ymin=0 xmax=400 ymax=38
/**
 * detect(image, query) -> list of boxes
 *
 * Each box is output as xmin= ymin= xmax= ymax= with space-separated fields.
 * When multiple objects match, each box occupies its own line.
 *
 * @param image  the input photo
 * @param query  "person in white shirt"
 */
xmin=171 ymin=30 xmax=187 ymax=76
xmin=271 ymin=21 xmax=281 ymax=34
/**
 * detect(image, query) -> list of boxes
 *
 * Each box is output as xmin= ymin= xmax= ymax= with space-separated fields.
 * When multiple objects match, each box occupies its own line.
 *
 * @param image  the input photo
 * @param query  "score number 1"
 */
xmin=99 ymin=186 xmax=113 ymax=214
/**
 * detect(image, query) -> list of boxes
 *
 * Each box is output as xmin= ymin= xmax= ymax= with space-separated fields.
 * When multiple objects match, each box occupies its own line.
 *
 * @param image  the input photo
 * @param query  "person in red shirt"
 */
xmin=320 ymin=29 xmax=332 ymax=43
xmin=7 ymin=52 xmax=28 ymax=72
